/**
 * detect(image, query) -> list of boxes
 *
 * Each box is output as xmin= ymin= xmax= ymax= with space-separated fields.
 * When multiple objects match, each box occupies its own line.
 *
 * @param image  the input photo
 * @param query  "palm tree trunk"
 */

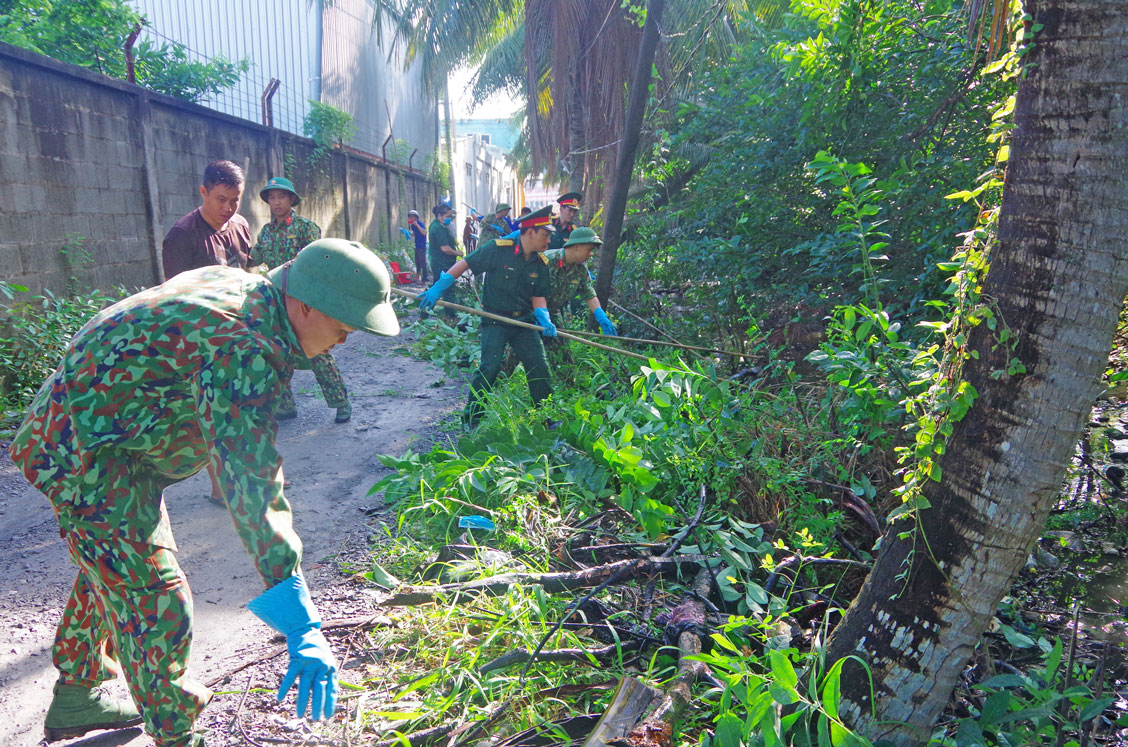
xmin=594 ymin=0 xmax=666 ymax=305
xmin=567 ymin=79 xmax=586 ymax=193
xmin=824 ymin=2 xmax=1128 ymax=744
xmin=443 ymin=78 xmax=456 ymax=203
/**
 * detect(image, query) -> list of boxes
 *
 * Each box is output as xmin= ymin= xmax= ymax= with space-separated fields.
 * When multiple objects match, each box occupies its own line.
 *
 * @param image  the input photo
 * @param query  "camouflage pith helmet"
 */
xmin=268 ymin=238 xmax=400 ymax=336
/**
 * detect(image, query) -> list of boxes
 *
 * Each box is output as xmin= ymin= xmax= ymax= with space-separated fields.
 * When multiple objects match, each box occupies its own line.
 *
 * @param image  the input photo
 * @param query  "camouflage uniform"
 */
xmin=462 ymin=238 xmax=552 ymax=427
xmin=252 ymin=212 xmax=321 ymax=270
xmin=543 ymin=247 xmax=596 ymax=318
xmin=10 ymin=267 xmax=308 ymax=747
xmin=253 ymin=213 xmax=348 ymax=414
xmin=478 ymin=217 xmax=509 ymax=245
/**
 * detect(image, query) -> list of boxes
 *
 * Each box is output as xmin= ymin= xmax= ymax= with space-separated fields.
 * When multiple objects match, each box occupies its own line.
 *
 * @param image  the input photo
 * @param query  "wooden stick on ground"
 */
xmin=376 ymin=555 xmax=702 ymax=606
xmin=625 ymin=566 xmax=714 ymax=747
xmin=391 ymin=287 xmax=653 ymax=362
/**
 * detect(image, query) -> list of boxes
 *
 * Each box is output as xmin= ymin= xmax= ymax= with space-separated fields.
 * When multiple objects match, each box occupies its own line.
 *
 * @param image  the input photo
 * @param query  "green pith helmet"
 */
xmin=494 ymin=203 xmax=511 ymax=213
xmin=563 ymin=226 xmax=602 ymax=247
xmin=267 ymin=238 xmax=399 ymax=336
xmin=260 ymin=176 xmax=301 ymax=206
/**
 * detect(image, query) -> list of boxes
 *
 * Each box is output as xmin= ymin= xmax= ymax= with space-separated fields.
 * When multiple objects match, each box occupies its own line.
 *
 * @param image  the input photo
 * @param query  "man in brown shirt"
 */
xmin=161 ymin=159 xmax=255 ymax=508
xmin=162 ymin=160 xmax=253 ymax=279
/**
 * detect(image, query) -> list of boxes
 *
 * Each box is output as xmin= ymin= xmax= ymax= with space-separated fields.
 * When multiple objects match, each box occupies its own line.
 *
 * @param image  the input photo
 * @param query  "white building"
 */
xmin=454 ymin=133 xmax=519 ymax=220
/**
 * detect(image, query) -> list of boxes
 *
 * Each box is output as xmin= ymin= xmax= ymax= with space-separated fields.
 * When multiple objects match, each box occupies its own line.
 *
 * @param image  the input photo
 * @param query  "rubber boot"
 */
xmin=44 ymin=680 xmax=142 ymax=742
xmin=334 ymin=401 xmax=352 ymax=423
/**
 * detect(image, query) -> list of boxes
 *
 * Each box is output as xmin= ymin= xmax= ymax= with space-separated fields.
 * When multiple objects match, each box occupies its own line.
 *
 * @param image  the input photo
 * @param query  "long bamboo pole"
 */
xmin=609 ymin=300 xmax=685 ymax=345
xmin=562 ymin=326 xmax=753 ymax=359
xmin=391 ymin=288 xmax=653 ymax=363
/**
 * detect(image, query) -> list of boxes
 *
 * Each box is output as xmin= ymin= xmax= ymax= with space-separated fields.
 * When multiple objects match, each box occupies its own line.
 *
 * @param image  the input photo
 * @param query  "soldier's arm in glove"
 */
xmin=248 ymin=573 xmax=338 ymax=721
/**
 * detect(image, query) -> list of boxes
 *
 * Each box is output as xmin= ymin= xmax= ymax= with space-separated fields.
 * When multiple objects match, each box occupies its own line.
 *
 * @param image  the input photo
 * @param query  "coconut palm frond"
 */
xmin=470 ymin=21 xmax=526 ymax=105
xmin=387 ymin=0 xmax=523 ymax=91
xmin=965 ymin=0 xmax=1012 ymax=61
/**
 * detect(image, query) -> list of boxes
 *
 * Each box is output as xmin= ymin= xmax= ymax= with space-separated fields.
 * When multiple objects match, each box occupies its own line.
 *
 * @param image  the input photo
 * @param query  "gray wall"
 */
xmin=0 ymin=42 xmax=440 ymax=296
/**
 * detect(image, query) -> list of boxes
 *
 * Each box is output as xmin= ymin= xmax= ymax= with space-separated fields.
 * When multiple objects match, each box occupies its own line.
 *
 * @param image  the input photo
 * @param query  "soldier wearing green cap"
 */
xmin=417 ymin=204 xmax=558 ymax=428
xmin=549 ymin=191 xmax=582 ymax=249
xmin=543 ymin=227 xmax=618 ymax=336
xmin=9 ymin=239 xmax=399 ymax=747
xmin=478 ymin=202 xmax=513 ymax=244
xmin=252 ymin=177 xmax=352 ymax=423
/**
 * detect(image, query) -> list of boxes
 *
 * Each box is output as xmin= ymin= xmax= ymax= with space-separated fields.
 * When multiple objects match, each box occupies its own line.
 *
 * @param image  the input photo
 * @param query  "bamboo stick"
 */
xmin=563 ymin=326 xmax=753 ymax=359
xmin=391 ymin=287 xmax=653 ymax=362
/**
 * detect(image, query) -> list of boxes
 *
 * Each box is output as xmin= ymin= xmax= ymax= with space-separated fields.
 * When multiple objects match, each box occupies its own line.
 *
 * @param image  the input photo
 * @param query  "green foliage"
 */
xmin=302 ymin=101 xmax=355 ymax=174
xmin=0 ymin=288 xmax=118 ymax=410
xmin=623 ymin=0 xmax=1012 ymax=344
xmin=0 ymin=0 xmax=249 ymax=102
xmin=935 ymin=627 xmax=1117 ymax=747
xmin=132 ymin=40 xmax=249 ymax=102
xmin=696 ymin=620 xmax=875 ymax=747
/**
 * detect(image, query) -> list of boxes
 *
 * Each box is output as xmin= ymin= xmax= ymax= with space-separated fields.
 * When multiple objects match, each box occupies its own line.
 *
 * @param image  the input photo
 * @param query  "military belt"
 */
xmin=484 ymin=307 xmax=527 ymax=318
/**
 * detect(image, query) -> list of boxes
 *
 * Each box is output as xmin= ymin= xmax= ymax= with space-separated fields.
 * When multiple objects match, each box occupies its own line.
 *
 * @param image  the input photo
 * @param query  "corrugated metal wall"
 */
xmin=320 ymin=0 xmax=438 ymax=160
xmin=130 ymin=0 xmax=438 ymax=161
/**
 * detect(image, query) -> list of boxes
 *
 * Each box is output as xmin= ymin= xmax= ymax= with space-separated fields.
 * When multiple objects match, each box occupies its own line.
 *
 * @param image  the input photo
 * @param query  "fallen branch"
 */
xmin=372 ymin=724 xmax=453 ymax=747
xmin=519 ymin=489 xmax=709 ymax=683
xmin=379 ymin=555 xmax=700 ymax=606
xmin=763 ymin=555 xmax=872 ymax=596
xmin=480 ymin=640 xmax=645 ymax=674
xmin=625 ymin=567 xmax=714 ymax=747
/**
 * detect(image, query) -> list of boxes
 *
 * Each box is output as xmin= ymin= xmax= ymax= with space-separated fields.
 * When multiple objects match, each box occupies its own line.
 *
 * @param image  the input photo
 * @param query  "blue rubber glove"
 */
xmin=419 ymin=272 xmax=455 ymax=311
xmin=592 ymin=307 xmax=617 ymax=336
xmin=399 ymin=227 xmax=411 ymax=240
xmin=248 ymin=574 xmax=338 ymax=721
xmin=533 ymin=307 xmax=557 ymax=337
xmin=503 ymin=229 xmax=521 ymax=240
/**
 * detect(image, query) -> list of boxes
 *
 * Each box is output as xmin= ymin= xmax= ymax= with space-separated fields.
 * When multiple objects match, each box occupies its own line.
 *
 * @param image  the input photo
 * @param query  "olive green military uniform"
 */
xmin=427 ymin=218 xmax=460 ymax=314
xmin=462 ymin=238 xmax=553 ymax=427
xmin=547 ymin=219 xmax=576 ymax=250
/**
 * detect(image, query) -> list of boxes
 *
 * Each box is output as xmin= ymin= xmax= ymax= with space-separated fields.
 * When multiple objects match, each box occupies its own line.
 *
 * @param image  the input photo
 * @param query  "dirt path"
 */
xmin=0 ymin=320 xmax=462 ymax=747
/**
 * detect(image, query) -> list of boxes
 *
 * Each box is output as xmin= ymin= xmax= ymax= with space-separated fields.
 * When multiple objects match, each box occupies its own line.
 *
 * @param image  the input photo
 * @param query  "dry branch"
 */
xmin=378 ymin=555 xmax=699 ymax=606
xmin=625 ymin=567 xmax=713 ymax=747
xmin=480 ymin=640 xmax=645 ymax=674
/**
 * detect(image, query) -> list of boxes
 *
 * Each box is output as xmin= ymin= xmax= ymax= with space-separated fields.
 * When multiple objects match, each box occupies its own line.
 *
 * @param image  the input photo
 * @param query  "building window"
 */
xmin=481 ymin=134 xmax=491 ymax=144
xmin=465 ymin=163 xmax=472 ymax=178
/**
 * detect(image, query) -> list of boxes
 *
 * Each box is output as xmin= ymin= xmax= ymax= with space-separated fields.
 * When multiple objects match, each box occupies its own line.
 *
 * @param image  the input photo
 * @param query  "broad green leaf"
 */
xmin=769 ymin=649 xmax=798 ymax=689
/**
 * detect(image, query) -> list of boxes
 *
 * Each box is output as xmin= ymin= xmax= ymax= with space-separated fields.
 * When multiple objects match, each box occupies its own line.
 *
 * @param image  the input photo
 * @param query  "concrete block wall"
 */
xmin=0 ymin=42 xmax=441 ymax=297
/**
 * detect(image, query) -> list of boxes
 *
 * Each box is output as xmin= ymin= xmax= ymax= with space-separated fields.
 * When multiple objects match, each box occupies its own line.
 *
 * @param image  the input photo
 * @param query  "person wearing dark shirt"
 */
xmin=161 ymin=160 xmax=254 ymax=508
xmin=161 ymin=160 xmax=253 ymax=279
xmin=407 ymin=210 xmax=429 ymax=283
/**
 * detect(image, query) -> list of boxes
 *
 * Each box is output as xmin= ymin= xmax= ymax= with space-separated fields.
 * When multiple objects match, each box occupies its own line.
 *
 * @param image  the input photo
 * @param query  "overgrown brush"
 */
xmin=1 ymin=288 xmax=119 ymax=425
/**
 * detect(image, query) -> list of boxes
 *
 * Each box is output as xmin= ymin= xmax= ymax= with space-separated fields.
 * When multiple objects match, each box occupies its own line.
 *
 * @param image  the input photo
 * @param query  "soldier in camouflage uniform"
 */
xmin=477 ymin=203 xmax=513 ymax=244
xmin=252 ymin=177 xmax=352 ymax=422
xmin=543 ymin=227 xmax=618 ymax=336
xmin=417 ymin=205 xmax=558 ymax=429
xmin=548 ymin=191 xmax=582 ymax=250
xmin=10 ymin=240 xmax=399 ymax=747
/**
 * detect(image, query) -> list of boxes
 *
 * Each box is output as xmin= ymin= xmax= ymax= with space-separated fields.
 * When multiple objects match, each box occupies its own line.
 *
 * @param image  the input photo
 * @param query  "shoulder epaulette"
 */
xmin=496 ymin=239 xmax=515 ymax=246
xmin=539 ymin=252 xmax=549 ymax=264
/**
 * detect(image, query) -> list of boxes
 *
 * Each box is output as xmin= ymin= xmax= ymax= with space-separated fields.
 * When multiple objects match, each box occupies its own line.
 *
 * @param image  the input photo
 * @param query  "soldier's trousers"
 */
xmin=464 ymin=320 xmax=552 ymax=426
xmin=278 ymin=352 xmax=348 ymax=414
xmin=55 ymin=531 xmax=209 ymax=747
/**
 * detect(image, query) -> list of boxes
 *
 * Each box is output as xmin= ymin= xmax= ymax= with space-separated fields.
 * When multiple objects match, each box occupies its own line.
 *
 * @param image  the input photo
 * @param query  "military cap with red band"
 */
xmin=518 ymin=204 xmax=556 ymax=230
xmin=557 ymin=191 xmax=582 ymax=208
